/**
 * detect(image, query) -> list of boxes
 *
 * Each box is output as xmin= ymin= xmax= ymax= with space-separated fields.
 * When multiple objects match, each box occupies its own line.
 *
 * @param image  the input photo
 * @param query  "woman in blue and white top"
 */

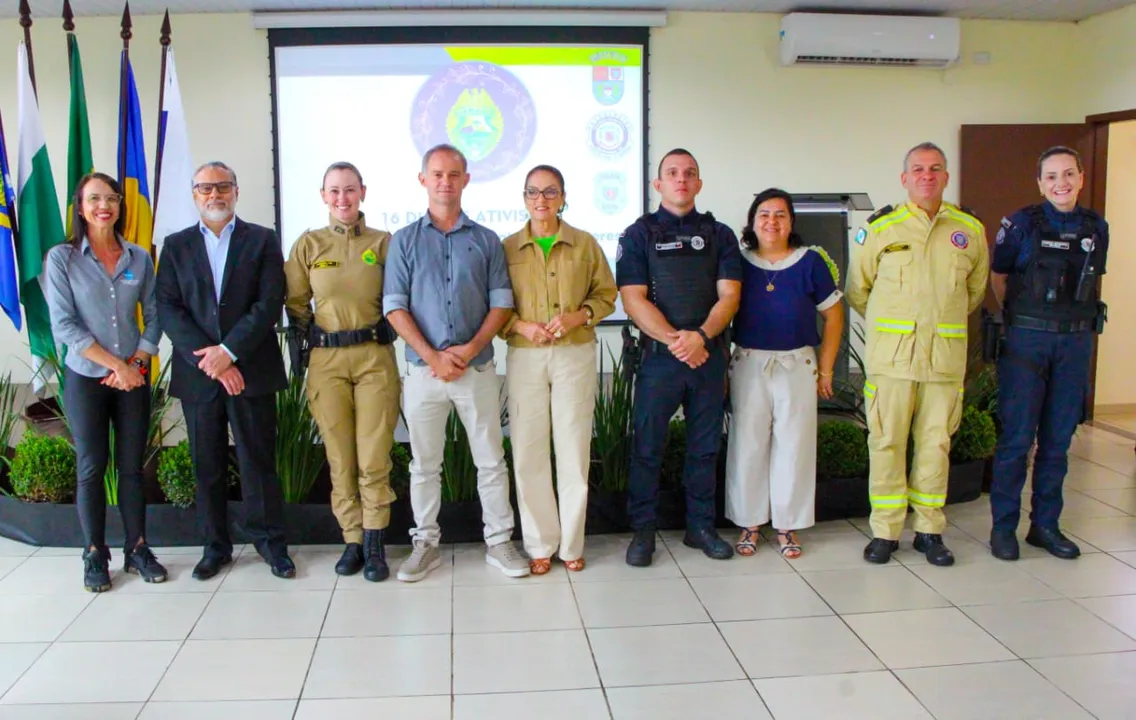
xmin=725 ymin=188 xmax=844 ymax=559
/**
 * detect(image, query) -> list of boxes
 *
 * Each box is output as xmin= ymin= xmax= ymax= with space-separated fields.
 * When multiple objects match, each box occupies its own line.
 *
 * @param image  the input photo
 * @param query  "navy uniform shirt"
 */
xmin=993 ymin=203 xmax=1110 ymax=276
xmin=615 ymin=206 xmax=743 ymax=289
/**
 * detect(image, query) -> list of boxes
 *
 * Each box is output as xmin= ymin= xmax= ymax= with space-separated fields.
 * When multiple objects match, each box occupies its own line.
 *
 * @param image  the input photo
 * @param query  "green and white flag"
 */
xmin=17 ymin=42 xmax=65 ymax=390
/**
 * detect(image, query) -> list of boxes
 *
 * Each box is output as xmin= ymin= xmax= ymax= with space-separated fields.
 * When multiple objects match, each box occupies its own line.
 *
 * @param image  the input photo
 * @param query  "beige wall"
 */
xmin=1096 ymin=120 xmax=1136 ymax=409
xmin=0 ymin=10 xmax=1129 ymax=381
xmin=1080 ymin=3 xmax=1136 ymax=117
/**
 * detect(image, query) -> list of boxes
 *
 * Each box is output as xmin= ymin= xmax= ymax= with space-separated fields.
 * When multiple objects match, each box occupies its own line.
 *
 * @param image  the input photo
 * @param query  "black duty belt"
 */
xmin=1007 ymin=315 xmax=1093 ymax=334
xmin=311 ymin=323 xmax=395 ymax=348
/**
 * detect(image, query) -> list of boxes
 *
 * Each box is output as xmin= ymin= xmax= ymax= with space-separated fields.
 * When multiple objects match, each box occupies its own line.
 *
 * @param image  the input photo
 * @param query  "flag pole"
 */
xmin=18 ymin=0 xmax=37 ymax=97
xmin=63 ymin=0 xmax=75 ymax=67
xmin=118 ymin=2 xmax=133 ymax=182
xmin=152 ymin=10 xmax=172 ymax=226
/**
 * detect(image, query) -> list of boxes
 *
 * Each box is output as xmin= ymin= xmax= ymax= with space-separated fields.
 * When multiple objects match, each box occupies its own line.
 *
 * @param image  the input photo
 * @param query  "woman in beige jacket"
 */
xmin=501 ymin=165 xmax=617 ymax=574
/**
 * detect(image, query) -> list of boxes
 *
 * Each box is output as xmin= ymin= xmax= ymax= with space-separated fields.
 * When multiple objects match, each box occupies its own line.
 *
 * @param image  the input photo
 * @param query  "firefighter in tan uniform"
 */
xmin=284 ymin=161 xmax=401 ymax=582
xmin=846 ymin=142 xmax=990 ymax=567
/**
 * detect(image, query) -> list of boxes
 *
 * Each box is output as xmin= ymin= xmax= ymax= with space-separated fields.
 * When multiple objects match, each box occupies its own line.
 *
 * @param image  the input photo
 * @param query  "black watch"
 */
xmin=696 ymin=328 xmax=710 ymax=344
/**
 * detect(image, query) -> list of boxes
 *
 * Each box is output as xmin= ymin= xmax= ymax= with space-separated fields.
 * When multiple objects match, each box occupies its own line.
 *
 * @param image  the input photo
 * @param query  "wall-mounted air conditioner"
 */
xmin=780 ymin=13 xmax=961 ymax=69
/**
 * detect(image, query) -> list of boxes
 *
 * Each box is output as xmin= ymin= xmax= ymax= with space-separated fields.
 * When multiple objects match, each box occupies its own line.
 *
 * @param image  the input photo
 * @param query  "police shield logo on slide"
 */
xmin=594 ymin=171 xmax=628 ymax=214
xmin=592 ymin=66 xmax=625 ymax=105
xmin=410 ymin=62 xmax=536 ymax=183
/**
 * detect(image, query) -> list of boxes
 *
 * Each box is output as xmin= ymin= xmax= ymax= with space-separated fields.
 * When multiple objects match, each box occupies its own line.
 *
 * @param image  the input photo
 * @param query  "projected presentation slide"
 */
xmin=274 ymin=43 xmax=645 ymax=322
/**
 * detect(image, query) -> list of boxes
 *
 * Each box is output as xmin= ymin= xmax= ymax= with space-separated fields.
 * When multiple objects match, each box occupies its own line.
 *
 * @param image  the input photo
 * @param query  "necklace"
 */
xmin=761 ymin=268 xmax=778 ymax=292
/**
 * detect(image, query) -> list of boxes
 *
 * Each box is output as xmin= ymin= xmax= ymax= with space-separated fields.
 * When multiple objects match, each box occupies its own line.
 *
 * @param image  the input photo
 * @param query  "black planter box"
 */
xmin=948 ymin=459 xmax=986 ymax=505
xmin=816 ymin=475 xmax=872 ymax=522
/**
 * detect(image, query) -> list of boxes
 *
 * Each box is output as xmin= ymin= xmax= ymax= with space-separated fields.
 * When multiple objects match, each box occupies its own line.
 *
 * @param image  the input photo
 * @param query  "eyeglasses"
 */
xmin=524 ymin=187 xmax=562 ymax=200
xmin=193 ymin=182 xmax=236 ymax=195
xmin=85 ymin=194 xmax=122 ymax=206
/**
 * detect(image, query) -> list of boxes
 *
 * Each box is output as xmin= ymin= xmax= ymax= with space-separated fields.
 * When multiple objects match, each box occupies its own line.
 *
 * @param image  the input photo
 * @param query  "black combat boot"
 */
xmin=335 ymin=543 xmax=364 ymax=576
xmin=363 ymin=529 xmax=390 ymax=582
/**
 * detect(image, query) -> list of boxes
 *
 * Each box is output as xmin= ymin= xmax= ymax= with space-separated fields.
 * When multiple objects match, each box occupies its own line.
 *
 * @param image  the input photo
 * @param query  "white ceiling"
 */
xmin=7 ymin=0 xmax=1136 ymax=22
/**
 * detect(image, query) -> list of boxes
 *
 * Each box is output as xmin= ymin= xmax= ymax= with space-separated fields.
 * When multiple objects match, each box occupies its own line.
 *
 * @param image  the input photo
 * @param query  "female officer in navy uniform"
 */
xmin=989 ymin=146 xmax=1110 ymax=561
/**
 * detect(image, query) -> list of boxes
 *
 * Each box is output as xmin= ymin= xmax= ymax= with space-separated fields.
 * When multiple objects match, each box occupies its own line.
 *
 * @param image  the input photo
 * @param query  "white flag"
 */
xmin=153 ymin=50 xmax=197 ymax=251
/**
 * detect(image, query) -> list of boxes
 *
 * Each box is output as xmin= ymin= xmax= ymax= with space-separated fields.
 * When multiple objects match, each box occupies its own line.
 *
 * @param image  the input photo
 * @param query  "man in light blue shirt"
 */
xmin=384 ymin=144 xmax=529 ymax=581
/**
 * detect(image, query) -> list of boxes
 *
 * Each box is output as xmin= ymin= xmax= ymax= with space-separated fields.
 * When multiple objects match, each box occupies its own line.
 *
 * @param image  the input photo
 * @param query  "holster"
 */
xmin=287 ymin=325 xmax=310 ymax=376
xmin=981 ymin=308 xmax=1004 ymax=363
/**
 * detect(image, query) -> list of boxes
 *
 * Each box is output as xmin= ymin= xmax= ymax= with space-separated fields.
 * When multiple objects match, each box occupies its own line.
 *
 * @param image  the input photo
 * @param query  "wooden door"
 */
xmin=959 ymin=123 xmax=1105 ymax=418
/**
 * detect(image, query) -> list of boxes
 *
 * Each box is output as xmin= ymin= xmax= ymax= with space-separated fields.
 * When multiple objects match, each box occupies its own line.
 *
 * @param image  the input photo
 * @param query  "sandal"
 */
xmin=776 ymin=531 xmax=802 ymax=559
xmin=735 ymin=527 xmax=761 ymax=556
xmin=530 ymin=558 xmax=552 ymax=575
xmin=564 ymin=558 xmax=585 ymax=572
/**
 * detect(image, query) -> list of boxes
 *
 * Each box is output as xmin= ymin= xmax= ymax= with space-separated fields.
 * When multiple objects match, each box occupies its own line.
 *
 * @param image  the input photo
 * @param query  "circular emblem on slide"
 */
xmin=690 ymin=236 xmax=705 ymax=251
xmin=410 ymin=62 xmax=536 ymax=183
xmin=586 ymin=112 xmax=632 ymax=160
xmin=593 ymin=171 xmax=628 ymax=215
xmin=950 ymin=231 xmax=968 ymax=249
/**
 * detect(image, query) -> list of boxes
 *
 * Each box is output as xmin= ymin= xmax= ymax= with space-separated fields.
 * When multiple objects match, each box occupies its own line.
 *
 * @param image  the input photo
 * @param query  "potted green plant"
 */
xmin=815 ymin=419 xmax=871 ymax=520
xmin=8 ymin=432 xmax=76 ymax=504
xmin=948 ymin=404 xmax=997 ymax=504
xmin=0 ymin=371 xmax=20 ymax=491
xmin=587 ymin=339 xmax=636 ymax=533
xmin=157 ymin=440 xmax=196 ymax=509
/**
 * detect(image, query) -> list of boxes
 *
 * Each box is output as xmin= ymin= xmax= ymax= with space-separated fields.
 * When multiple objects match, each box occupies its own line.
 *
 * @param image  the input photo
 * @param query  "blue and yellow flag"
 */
xmin=117 ymin=51 xmax=152 ymax=254
xmin=0 ymin=113 xmax=20 ymax=331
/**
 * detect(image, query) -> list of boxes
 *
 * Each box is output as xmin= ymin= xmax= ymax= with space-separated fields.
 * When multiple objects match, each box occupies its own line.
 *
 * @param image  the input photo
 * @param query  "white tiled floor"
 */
xmin=1 ymin=425 xmax=1136 ymax=718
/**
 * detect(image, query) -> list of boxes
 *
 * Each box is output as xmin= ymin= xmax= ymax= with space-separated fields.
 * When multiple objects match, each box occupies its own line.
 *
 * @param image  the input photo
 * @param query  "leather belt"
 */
xmin=1007 ymin=315 xmax=1093 ymax=333
xmin=310 ymin=323 xmax=395 ymax=348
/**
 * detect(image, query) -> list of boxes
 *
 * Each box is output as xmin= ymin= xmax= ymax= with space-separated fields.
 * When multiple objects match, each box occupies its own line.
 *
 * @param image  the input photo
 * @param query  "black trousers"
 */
xmin=183 ymin=392 xmax=287 ymax=560
xmin=63 ymin=368 xmax=150 ymax=552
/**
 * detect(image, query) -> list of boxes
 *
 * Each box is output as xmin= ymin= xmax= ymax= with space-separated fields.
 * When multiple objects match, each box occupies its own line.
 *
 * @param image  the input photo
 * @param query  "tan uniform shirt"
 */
xmin=500 ymin=220 xmax=617 ymax=348
xmin=284 ymin=213 xmax=391 ymax=334
xmin=846 ymin=201 xmax=990 ymax=383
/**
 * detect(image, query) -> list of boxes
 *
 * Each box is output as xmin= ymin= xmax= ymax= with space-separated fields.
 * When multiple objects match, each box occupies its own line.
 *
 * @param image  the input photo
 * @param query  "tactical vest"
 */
xmin=642 ymin=211 xmax=720 ymax=331
xmin=1005 ymin=204 xmax=1105 ymax=330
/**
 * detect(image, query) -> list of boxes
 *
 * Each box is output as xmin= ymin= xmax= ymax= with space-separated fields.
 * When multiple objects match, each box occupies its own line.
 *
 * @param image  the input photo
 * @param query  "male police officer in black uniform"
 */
xmin=989 ymin=146 xmax=1110 ymax=561
xmin=616 ymin=148 xmax=743 ymax=566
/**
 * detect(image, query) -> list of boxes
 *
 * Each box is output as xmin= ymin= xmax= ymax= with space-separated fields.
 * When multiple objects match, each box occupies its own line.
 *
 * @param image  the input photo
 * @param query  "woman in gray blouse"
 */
xmin=45 ymin=172 xmax=165 ymax=593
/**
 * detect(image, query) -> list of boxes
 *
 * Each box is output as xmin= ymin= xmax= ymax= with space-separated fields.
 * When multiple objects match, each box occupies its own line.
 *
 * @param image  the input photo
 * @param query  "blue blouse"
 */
xmin=733 ymin=246 xmax=841 ymax=351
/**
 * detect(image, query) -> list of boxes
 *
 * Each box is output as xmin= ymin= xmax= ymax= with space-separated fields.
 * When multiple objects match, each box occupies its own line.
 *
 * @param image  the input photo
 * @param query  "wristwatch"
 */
xmin=130 ymin=357 xmax=148 ymax=375
xmin=583 ymin=306 xmax=595 ymax=326
xmin=696 ymin=328 xmax=710 ymax=345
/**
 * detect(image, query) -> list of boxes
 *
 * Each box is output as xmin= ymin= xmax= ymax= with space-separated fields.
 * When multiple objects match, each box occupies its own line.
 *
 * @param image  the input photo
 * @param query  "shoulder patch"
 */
xmin=955 ymin=204 xmax=982 ymax=223
xmin=854 ymin=227 xmax=867 ymax=245
xmin=865 ymin=205 xmax=894 ymax=224
xmin=809 ymin=245 xmax=840 ymax=285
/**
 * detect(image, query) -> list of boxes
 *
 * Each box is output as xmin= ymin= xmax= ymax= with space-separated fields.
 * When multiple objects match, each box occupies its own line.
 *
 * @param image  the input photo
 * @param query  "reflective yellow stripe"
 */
xmin=943 ymin=207 xmax=982 ymax=235
xmin=937 ymin=323 xmax=966 ymax=338
xmin=870 ymin=495 xmax=908 ymax=509
xmin=870 ymin=207 xmax=913 ymax=232
xmin=908 ymin=490 xmax=947 ymax=508
xmin=863 ymin=382 xmax=877 ymax=399
xmin=876 ymin=318 xmax=915 ymax=335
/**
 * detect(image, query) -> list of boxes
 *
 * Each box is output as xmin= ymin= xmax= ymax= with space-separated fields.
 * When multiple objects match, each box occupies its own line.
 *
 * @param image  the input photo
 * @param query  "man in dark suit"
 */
xmin=156 ymin=161 xmax=294 ymax=580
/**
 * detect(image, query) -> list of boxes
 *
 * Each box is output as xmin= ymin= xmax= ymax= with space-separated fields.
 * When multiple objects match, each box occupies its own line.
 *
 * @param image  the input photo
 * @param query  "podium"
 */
xmin=787 ymin=192 xmax=874 ymax=398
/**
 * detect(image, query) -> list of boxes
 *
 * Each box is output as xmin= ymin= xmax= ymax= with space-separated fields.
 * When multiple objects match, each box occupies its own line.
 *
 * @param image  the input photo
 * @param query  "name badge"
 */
xmin=655 ymin=241 xmax=683 ymax=251
xmin=312 ymin=260 xmax=340 ymax=269
xmin=1040 ymin=240 xmax=1070 ymax=250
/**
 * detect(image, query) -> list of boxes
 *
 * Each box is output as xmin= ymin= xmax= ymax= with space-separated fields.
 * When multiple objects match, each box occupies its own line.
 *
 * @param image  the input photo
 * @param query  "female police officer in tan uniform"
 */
xmin=284 ymin=162 xmax=401 ymax=582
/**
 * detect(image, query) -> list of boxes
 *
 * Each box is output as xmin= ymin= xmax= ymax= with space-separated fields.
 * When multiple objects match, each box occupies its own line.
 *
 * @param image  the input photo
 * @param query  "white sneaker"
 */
xmin=397 ymin=543 xmax=441 ymax=582
xmin=485 ymin=542 xmax=531 ymax=578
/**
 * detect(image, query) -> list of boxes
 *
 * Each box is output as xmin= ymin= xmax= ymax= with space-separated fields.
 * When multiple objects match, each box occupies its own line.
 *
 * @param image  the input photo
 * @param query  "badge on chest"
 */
xmin=654 ymin=234 xmax=708 ymax=256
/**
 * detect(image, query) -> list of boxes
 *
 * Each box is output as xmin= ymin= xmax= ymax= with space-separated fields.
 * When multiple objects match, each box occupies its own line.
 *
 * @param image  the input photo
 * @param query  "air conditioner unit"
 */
xmin=780 ymin=13 xmax=961 ymax=69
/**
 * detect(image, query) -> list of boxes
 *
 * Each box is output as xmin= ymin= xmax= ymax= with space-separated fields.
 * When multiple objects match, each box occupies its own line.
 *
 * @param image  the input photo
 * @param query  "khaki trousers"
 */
xmin=307 ymin=344 xmax=401 ymax=543
xmin=865 ymin=375 xmax=964 ymax=540
xmin=506 ymin=343 xmax=597 ymax=561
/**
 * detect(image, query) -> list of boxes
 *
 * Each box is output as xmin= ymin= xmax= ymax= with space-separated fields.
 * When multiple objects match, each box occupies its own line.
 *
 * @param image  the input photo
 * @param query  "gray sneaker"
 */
xmin=485 ymin=542 xmax=531 ymax=578
xmin=397 ymin=543 xmax=442 ymax=583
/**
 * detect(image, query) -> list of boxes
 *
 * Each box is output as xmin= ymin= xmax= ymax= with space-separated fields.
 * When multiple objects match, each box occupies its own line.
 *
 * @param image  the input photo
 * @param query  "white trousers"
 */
xmin=725 ymin=346 xmax=818 ymax=530
xmin=403 ymin=361 xmax=515 ymax=547
xmin=506 ymin=343 xmax=596 ymax=561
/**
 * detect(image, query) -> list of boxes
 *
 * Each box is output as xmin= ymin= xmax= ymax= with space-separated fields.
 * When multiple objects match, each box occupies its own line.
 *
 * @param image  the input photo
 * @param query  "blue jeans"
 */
xmin=990 ymin=327 xmax=1093 ymax=533
xmin=628 ymin=345 xmax=727 ymax=530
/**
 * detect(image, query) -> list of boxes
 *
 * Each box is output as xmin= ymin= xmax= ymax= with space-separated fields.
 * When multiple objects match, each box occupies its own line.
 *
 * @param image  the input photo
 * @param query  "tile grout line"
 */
xmin=565 ymin=552 xmax=615 ymax=720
